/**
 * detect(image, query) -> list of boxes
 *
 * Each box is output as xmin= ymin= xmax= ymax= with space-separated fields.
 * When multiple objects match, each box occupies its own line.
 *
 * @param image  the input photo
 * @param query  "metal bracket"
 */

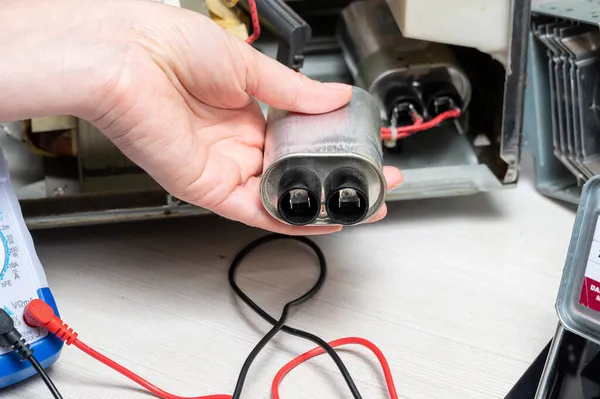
xmin=534 ymin=1 xmax=600 ymax=25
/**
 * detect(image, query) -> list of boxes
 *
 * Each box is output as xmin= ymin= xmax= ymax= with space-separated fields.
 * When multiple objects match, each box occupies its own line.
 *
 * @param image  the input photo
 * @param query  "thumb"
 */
xmin=239 ymin=42 xmax=352 ymax=114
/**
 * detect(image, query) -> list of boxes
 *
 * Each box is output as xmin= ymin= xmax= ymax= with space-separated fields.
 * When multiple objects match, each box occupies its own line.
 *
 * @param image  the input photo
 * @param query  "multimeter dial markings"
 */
xmin=0 ymin=230 xmax=10 ymax=282
xmin=0 ymin=219 xmax=47 ymax=355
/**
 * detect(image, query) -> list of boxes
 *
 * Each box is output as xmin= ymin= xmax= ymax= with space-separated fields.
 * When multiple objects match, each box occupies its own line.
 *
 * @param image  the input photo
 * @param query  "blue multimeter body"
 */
xmin=0 ymin=147 xmax=63 ymax=388
xmin=0 ymin=289 xmax=63 ymax=388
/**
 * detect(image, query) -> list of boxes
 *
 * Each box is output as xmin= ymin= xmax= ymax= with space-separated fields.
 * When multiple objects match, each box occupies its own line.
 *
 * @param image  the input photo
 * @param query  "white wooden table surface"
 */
xmin=5 ymin=156 xmax=576 ymax=399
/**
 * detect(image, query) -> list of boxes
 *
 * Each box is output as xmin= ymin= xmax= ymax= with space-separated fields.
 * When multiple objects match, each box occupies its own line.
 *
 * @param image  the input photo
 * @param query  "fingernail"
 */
xmin=323 ymin=82 xmax=352 ymax=91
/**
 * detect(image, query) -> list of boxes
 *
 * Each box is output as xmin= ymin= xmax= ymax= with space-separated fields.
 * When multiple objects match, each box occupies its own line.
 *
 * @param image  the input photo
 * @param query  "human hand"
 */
xmin=0 ymin=0 xmax=402 ymax=234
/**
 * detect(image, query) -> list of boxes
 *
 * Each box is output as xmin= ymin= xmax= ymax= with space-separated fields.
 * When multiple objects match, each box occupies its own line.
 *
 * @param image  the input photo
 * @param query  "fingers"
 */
xmin=360 ymin=167 xmax=402 ymax=225
xmin=366 ymin=203 xmax=388 ymax=224
xmin=237 ymin=42 xmax=352 ymax=114
xmin=383 ymin=166 xmax=403 ymax=191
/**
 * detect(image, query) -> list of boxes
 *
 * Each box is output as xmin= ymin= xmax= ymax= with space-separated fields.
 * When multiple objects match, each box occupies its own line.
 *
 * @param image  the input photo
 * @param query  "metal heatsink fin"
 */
xmin=534 ymin=17 xmax=600 ymax=181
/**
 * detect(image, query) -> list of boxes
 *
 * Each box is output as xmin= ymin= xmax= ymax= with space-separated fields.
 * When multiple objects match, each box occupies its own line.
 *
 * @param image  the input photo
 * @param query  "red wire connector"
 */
xmin=380 ymin=108 xmax=462 ymax=141
xmin=24 ymin=299 xmax=231 ymax=399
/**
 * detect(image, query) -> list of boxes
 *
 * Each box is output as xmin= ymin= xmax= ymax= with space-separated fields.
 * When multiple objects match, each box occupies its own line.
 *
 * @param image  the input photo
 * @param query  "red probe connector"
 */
xmin=24 ymin=299 xmax=78 ymax=345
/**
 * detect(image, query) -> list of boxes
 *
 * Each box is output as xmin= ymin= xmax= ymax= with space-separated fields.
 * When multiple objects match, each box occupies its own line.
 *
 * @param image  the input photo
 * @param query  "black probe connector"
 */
xmin=0 ymin=308 xmax=63 ymax=398
xmin=0 ymin=308 xmax=32 ymax=361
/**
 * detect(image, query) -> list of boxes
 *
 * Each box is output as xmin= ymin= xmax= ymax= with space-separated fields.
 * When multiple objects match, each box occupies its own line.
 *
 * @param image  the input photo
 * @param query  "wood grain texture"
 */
xmin=5 ymin=157 xmax=576 ymax=399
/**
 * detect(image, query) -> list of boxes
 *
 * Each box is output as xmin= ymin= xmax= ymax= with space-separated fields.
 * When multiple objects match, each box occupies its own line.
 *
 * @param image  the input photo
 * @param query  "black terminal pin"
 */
xmin=424 ymin=82 xmax=462 ymax=117
xmin=277 ymin=168 xmax=322 ymax=226
xmin=324 ymin=167 xmax=369 ymax=226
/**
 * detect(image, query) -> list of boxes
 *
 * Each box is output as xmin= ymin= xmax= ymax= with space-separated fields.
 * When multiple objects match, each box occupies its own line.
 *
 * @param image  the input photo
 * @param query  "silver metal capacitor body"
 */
xmin=261 ymin=87 xmax=386 ymax=226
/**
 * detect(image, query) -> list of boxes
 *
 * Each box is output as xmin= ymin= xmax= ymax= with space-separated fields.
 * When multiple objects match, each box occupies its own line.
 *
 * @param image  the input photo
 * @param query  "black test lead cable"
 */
xmin=0 ymin=308 xmax=63 ymax=399
xmin=228 ymin=234 xmax=363 ymax=399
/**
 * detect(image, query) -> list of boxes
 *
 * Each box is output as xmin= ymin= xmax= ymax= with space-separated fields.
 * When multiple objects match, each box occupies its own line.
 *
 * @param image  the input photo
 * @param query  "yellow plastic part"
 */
xmin=208 ymin=0 xmax=249 ymax=40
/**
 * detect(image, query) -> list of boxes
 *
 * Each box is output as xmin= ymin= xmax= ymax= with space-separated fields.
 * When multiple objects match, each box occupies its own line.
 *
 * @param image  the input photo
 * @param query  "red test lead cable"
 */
xmin=272 ymin=337 xmax=399 ymax=399
xmin=25 ymin=300 xmax=401 ymax=399
xmin=24 ymin=299 xmax=231 ymax=399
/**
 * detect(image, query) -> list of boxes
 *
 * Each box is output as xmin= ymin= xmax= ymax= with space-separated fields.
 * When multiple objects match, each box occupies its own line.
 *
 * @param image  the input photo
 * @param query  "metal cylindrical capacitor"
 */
xmin=260 ymin=87 xmax=386 ymax=226
xmin=337 ymin=0 xmax=471 ymax=122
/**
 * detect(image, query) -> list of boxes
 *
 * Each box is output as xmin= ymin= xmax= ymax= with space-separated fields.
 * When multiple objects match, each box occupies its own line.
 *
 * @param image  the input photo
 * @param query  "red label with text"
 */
xmin=579 ymin=232 xmax=600 ymax=312
xmin=579 ymin=277 xmax=600 ymax=312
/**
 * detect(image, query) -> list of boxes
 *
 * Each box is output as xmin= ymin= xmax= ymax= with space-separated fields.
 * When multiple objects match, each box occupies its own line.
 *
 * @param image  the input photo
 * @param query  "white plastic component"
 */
xmin=0 ymin=147 xmax=49 ymax=355
xmin=385 ymin=0 xmax=511 ymax=65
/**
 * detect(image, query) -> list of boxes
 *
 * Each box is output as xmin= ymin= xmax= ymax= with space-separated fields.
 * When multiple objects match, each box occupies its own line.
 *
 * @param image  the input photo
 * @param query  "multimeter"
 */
xmin=0 ymin=147 xmax=62 ymax=388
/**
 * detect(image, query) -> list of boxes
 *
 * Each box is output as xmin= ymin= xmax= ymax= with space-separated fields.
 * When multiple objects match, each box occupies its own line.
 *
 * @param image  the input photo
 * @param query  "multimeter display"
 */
xmin=0 ymin=148 xmax=62 ymax=388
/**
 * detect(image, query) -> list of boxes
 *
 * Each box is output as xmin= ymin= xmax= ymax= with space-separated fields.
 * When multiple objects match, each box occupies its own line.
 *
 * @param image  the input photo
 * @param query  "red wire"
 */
xmin=271 ymin=337 xmax=399 ymax=399
xmin=245 ymin=0 xmax=261 ymax=44
xmin=72 ymin=340 xmax=231 ymax=399
xmin=25 ymin=300 xmax=398 ymax=399
xmin=381 ymin=108 xmax=461 ymax=140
